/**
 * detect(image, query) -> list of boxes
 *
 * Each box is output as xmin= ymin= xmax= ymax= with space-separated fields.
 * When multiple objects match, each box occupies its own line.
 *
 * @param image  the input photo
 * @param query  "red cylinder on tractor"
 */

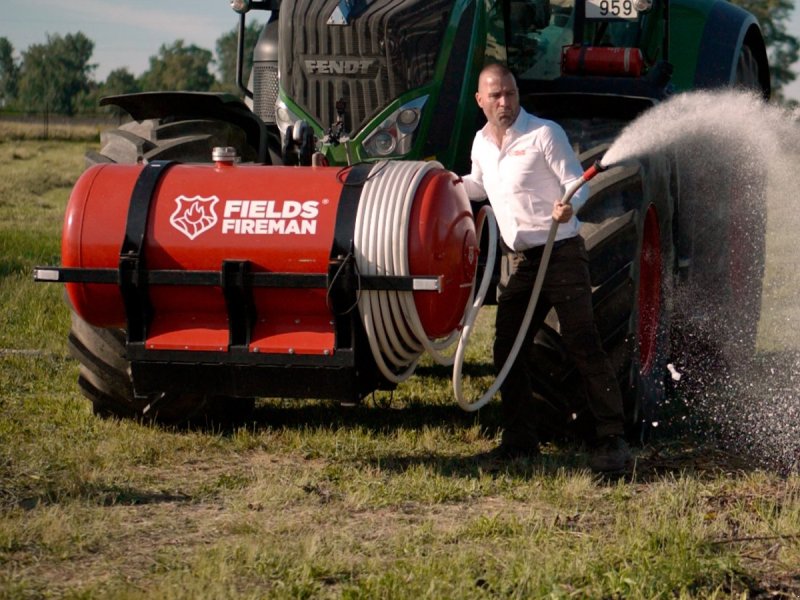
xmin=40 ymin=156 xmax=479 ymax=401
xmin=561 ymin=46 xmax=645 ymax=78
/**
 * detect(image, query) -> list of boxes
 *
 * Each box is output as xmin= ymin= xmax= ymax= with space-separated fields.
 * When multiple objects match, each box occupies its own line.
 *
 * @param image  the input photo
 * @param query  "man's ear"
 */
xmin=475 ymin=91 xmax=482 ymax=107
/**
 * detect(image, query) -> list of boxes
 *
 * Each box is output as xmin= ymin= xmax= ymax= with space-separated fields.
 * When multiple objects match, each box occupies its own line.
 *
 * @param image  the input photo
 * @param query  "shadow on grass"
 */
xmin=14 ymin=486 xmax=194 ymax=511
xmin=240 ymin=391 xmax=770 ymax=481
xmin=250 ymin=400 xmax=498 ymax=434
xmin=90 ymin=347 xmax=799 ymax=479
xmin=345 ymin=436 xmax=770 ymax=484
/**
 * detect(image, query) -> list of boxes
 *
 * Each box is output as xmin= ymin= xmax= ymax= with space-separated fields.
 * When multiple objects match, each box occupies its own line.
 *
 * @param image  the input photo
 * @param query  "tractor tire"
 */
xmin=670 ymin=132 xmax=766 ymax=369
xmin=529 ymin=149 xmax=675 ymax=442
xmin=671 ymin=42 xmax=767 ymax=369
xmin=721 ymin=42 xmax=767 ymax=360
xmin=69 ymin=117 xmax=259 ymax=425
xmin=735 ymin=44 xmax=761 ymax=94
xmin=85 ymin=117 xmax=259 ymax=166
xmin=68 ymin=311 xmax=255 ymax=426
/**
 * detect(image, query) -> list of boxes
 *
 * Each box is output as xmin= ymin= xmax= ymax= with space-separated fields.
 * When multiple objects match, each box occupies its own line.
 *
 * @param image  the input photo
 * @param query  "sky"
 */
xmin=2 ymin=0 xmax=800 ymax=101
xmin=3 ymin=0 xmax=243 ymax=80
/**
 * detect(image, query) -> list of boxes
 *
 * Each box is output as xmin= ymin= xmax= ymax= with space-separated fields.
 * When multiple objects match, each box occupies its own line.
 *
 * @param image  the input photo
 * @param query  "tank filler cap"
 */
xmin=212 ymin=146 xmax=240 ymax=165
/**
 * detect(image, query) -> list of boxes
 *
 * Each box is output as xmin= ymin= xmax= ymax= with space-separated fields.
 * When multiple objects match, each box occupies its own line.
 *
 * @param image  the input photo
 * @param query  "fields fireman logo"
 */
xmin=170 ymin=195 xmax=219 ymax=240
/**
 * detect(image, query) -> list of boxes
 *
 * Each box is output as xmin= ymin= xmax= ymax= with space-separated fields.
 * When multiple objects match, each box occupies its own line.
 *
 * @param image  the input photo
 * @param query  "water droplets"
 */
xmin=605 ymin=89 xmax=800 ymax=473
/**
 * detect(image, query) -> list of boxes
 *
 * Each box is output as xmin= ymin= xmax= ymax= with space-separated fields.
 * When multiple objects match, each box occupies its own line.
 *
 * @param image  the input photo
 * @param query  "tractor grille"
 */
xmin=279 ymin=0 xmax=453 ymax=135
xmin=253 ymin=61 xmax=279 ymax=124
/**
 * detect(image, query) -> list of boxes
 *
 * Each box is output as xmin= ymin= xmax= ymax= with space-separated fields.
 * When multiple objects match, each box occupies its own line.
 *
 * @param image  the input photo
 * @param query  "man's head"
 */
xmin=475 ymin=63 xmax=520 ymax=135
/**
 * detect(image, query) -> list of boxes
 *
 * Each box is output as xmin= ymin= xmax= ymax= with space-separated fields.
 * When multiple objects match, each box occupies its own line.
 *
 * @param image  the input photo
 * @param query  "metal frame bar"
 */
xmin=33 ymin=266 xmax=440 ymax=292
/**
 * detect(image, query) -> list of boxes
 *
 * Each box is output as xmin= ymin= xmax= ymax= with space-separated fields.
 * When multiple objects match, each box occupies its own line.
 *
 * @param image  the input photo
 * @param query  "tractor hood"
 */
xmin=278 ymin=0 xmax=454 ymax=135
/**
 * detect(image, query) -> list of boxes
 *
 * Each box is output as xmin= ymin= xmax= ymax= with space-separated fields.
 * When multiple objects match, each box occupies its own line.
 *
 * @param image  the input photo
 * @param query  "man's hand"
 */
xmin=552 ymin=200 xmax=573 ymax=223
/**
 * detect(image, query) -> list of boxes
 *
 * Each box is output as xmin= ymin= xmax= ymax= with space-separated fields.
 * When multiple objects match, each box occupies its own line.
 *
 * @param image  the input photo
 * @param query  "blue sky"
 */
xmin=3 ymin=0 xmax=800 ymax=101
xmin=3 ymin=0 xmax=244 ymax=80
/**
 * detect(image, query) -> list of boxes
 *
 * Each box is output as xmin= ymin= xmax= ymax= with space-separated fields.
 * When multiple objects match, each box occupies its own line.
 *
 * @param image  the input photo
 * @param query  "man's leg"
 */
xmin=544 ymin=238 xmax=625 ymax=435
xmin=545 ymin=238 xmax=632 ymax=471
xmin=493 ymin=252 xmax=551 ymax=453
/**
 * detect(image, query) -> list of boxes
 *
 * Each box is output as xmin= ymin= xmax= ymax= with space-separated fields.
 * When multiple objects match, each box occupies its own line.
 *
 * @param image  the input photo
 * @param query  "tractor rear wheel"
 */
xmin=530 ymin=151 xmax=675 ymax=442
xmin=67 ymin=117 xmax=260 ymax=424
xmin=670 ymin=133 xmax=766 ymax=371
xmin=85 ymin=117 xmax=259 ymax=165
xmin=588 ymin=154 xmax=674 ymax=439
xmin=671 ymin=41 xmax=767 ymax=370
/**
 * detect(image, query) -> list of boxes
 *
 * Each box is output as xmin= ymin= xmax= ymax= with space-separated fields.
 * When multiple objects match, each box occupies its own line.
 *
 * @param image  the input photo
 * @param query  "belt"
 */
xmin=520 ymin=236 xmax=576 ymax=261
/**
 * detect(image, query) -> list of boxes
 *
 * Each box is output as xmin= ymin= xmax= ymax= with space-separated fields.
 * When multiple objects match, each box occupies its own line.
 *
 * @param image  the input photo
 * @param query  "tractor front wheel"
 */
xmin=67 ymin=116 xmax=261 ymax=425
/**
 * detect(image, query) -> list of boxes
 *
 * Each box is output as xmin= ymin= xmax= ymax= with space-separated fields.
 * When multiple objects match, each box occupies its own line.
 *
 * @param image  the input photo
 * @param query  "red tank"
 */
xmin=562 ymin=45 xmax=645 ymax=77
xmin=62 ymin=160 xmax=478 ymax=356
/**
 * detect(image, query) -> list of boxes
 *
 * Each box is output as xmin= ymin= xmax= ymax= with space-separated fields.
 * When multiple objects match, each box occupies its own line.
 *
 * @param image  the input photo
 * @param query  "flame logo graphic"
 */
xmin=169 ymin=195 xmax=220 ymax=240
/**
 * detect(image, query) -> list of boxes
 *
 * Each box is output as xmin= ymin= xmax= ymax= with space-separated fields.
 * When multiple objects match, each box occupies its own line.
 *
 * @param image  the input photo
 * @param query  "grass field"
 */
xmin=1 ymin=137 xmax=799 ymax=598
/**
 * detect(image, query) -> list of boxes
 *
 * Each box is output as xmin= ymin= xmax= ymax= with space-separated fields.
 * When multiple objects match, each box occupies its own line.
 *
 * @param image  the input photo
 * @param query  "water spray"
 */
xmin=453 ymin=159 xmax=609 ymax=411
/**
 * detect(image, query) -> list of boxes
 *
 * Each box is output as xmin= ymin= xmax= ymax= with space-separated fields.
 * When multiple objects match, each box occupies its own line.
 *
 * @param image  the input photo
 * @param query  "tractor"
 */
xmin=35 ymin=0 xmax=771 ymax=436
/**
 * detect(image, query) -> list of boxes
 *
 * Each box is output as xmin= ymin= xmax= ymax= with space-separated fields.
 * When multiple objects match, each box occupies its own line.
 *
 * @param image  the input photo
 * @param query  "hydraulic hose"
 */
xmin=452 ymin=160 xmax=607 ymax=412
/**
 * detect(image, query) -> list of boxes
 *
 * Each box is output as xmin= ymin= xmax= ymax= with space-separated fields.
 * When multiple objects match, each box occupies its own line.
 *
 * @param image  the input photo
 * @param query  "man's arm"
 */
xmin=461 ymin=143 xmax=488 ymax=201
xmin=544 ymin=124 xmax=589 ymax=212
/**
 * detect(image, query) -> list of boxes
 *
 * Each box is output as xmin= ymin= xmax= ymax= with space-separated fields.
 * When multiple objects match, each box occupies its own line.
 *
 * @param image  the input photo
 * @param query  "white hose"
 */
xmin=452 ymin=175 xmax=589 ymax=411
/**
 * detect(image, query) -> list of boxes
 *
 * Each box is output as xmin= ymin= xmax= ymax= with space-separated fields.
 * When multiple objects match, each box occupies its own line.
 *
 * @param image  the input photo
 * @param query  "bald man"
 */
xmin=462 ymin=63 xmax=632 ymax=473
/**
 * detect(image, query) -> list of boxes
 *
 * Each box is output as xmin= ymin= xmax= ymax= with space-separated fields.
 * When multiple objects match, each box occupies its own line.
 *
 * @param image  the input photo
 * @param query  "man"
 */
xmin=462 ymin=63 xmax=632 ymax=473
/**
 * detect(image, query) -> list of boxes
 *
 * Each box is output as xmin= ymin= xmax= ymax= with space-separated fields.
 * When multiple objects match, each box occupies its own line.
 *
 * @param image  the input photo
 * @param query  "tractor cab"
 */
xmin=506 ymin=0 xmax=672 ymax=124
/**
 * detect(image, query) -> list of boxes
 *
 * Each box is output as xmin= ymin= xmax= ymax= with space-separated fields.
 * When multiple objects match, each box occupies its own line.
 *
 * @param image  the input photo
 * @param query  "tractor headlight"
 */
xmin=397 ymin=108 xmax=419 ymax=129
xmin=370 ymin=131 xmax=397 ymax=156
xmin=275 ymin=99 xmax=303 ymax=140
xmin=363 ymin=96 xmax=428 ymax=158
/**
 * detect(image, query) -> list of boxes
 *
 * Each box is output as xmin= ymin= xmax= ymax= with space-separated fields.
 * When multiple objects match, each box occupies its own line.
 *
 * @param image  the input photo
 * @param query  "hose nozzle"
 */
xmin=561 ymin=158 xmax=608 ymax=206
xmin=582 ymin=159 xmax=609 ymax=182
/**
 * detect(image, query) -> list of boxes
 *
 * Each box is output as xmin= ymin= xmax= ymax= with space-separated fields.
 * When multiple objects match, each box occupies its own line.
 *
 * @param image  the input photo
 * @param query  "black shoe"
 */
xmin=589 ymin=435 xmax=633 ymax=473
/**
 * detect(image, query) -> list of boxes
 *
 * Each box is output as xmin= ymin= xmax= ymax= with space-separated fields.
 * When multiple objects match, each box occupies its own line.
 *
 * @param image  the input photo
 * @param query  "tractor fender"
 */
xmin=99 ymin=91 xmax=272 ymax=163
xmin=693 ymin=1 xmax=770 ymax=97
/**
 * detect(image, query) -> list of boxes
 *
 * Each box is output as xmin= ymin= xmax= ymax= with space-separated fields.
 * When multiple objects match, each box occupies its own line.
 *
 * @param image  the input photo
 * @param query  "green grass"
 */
xmin=0 ymin=119 xmax=105 ymax=143
xmin=1 ymin=137 xmax=799 ymax=598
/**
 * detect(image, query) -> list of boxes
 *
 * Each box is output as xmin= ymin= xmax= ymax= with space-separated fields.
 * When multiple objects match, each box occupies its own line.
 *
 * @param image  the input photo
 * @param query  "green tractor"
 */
xmin=57 ymin=0 xmax=769 ymax=434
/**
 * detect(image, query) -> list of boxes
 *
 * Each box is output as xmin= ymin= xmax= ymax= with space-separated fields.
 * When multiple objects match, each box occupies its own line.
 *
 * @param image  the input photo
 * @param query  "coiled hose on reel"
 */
xmin=354 ymin=160 xmax=497 ymax=384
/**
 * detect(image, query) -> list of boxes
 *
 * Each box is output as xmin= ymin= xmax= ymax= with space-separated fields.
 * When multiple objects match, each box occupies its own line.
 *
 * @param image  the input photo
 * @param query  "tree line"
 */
xmin=0 ymin=21 xmax=263 ymax=116
xmin=0 ymin=2 xmax=798 ymax=117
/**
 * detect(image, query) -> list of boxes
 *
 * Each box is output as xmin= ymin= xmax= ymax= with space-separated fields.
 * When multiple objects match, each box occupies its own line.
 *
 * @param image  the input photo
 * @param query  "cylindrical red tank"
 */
xmin=562 ymin=45 xmax=644 ymax=77
xmin=62 ymin=161 xmax=477 ymax=355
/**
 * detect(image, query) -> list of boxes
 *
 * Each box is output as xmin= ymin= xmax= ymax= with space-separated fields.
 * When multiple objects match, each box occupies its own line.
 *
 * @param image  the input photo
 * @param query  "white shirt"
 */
xmin=462 ymin=108 xmax=588 ymax=251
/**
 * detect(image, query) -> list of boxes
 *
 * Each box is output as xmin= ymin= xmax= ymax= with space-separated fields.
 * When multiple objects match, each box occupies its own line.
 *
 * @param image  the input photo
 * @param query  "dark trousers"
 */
xmin=494 ymin=235 xmax=625 ymax=446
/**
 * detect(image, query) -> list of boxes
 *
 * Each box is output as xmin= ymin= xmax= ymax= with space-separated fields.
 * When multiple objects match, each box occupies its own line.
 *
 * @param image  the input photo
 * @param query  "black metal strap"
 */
xmin=326 ymin=163 xmax=374 ymax=350
xmin=120 ymin=161 xmax=177 ymax=257
xmin=119 ymin=160 xmax=178 ymax=343
xmin=222 ymin=260 xmax=256 ymax=349
xmin=329 ymin=163 xmax=373 ymax=261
